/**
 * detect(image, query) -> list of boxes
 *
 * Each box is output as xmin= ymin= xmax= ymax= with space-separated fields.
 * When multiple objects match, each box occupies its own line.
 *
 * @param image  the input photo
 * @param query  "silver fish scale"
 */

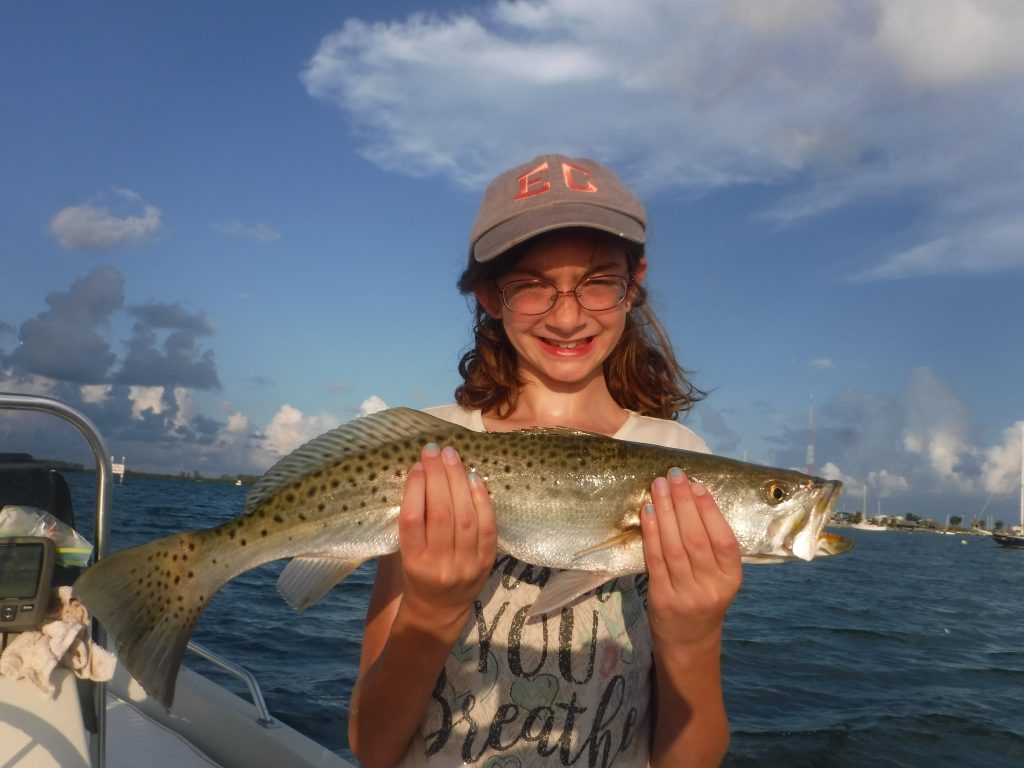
xmin=447 ymin=430 xmax=653 ymax=573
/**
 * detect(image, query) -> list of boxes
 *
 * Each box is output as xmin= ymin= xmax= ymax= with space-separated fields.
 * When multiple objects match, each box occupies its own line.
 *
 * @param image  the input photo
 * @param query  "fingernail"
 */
xmin=690 ymin=480 xmax=707 ymax=496
xmin=442 ymin=446 xmax=460 ymax=465
xmin=653 ymin=477 xmax=669 ymax=496
xmin=468 ymin=469 xmax=481 ymax=486
xmin=668 ymin=467 xmax=685 ymax=482
xmin=644 ymin=502 xmax=655 ymax=517
xmin=423 ymin=442 xmax=439 ymax=456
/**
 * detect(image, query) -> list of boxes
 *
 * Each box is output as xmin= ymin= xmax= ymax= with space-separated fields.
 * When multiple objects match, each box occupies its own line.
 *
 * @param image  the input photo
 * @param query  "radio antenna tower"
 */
xmin=805 ymin=393 xmax=815 ymax=475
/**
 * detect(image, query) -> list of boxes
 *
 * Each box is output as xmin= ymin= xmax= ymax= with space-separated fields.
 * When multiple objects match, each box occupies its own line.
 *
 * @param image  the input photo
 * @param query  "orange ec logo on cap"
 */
xmin=513 ymin=160 xmax=599 ymax=201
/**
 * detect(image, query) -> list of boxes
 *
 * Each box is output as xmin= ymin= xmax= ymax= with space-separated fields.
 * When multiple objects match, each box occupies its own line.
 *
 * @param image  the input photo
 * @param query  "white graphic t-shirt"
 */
xmin=395 ymin=405 xmax=710 ymax=768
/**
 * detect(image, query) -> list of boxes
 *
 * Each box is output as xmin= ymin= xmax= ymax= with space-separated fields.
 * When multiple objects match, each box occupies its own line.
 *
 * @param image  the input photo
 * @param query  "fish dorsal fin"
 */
xmin=244 ymin=407 xmax=459 ymax=514
xmin=511 ymin=426 xmax=605 ymax=440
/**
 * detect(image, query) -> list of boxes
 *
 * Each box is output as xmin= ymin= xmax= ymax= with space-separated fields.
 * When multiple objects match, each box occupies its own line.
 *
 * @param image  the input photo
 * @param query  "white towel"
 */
xmin=0 ymin=586 xmax=115 ymax=696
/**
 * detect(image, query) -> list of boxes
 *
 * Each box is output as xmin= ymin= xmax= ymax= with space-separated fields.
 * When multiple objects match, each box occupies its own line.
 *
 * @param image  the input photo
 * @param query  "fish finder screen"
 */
xmin=0 ymin=542 xmax=44 ymax=599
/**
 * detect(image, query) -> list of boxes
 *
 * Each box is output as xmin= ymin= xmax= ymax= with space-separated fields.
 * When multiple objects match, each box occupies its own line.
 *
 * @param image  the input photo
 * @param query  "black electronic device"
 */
xmin=0 ymin=536 xmax=55 ymax=632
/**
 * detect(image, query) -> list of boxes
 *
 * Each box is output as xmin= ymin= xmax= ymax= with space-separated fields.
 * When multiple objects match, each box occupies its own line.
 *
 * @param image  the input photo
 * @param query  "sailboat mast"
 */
xmin=805 ymin=393 xmax=815 ymax=475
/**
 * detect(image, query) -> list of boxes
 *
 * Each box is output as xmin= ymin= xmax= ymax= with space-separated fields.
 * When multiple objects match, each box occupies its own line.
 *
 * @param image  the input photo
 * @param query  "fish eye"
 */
xmin=764 ymin=481 xmax=790 ymax=505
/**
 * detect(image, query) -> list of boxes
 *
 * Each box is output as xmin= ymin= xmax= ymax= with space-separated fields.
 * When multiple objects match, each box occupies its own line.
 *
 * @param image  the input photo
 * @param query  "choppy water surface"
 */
xmin=67 ymin=474 xmax=1024 ymax=767
xmin=722 ymin=527 xmax=1024 ymax=767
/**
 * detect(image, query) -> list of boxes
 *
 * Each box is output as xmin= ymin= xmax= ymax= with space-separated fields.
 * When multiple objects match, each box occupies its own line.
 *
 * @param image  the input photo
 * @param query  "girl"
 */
xmin=349 ymin=155 xmax=743 ymax=767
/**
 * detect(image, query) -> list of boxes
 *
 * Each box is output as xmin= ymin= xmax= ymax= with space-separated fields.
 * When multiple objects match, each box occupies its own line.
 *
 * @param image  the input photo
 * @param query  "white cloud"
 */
xmin=224 ymin=410 xmax=251 ymax=435
xmin=853 ymin=210 xmax=1024 ymax=281
xmin=900 ymin=367 xmax=976 ymax=489
xmin=50 ymin=189 xmax=161 ymax=250
xmin=213 ymin=221 xmax=281 ymax=242
xmin=868 ymin=468 xmax=910 ymax=496
xmin=776 ymin=366 xmax=1000 ymax=498
xmin=241 ymin=399 xmax=387 ymax=472
xmin=809 ymin=357 xmax=835 ymax=370
xmin=79 ymin=384 xmax=112 ymax=404
xmin=257 ymin=404 xmax=341 ymax=464
xmin=304 ymin=0 xmax=1024 ymax=278
xmin=720 ymin=0 xmax=842 ymax=35
xmin=0 ymin=372 xmax=55 ymax=397
xmin=0 ymin=375 xmax=59 ymax=457
xmin=819 ymin=461 xmax=856 ymax=487
xmin=171 ymin=387 xmax=197 ymax=431
xmin=112 ymin=187 xmax=142 ymax=202
xmin=981 ymin=421 xmax=1023 ymax=495
xmin=359 ymin=395 xmax=388 ymax=416
xmin=128 ymin=385 xmax=164 ymax=420
xmin=873 ymin=0 xmax=1024 ymax=87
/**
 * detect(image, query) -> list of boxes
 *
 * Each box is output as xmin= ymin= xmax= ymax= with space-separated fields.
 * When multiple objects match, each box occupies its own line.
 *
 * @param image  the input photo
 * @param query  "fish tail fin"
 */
xmin=74 ymin=531 xmax=227 ymax=708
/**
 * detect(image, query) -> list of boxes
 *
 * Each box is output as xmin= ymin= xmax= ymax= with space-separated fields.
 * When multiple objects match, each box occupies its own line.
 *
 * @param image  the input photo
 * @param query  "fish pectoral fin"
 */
xmin=277 ymin=556 xmax=365 ymax=611
xmin=528 ymin=570 xmax=616 ymax=617
xmin=572 ymin=530 xmax=639 ymax=559
xmin=740 ymin=554 xmax=790 ymax=564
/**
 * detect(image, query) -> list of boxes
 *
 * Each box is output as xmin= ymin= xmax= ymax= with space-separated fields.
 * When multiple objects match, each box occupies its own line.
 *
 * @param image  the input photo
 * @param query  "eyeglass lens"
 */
xmin=501 ymin=275 xmax=629 ymax=315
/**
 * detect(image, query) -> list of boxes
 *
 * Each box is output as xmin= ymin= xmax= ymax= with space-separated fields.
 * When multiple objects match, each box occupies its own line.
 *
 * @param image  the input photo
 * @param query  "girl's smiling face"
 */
xmin=475 ymin=230 xmax=646 ymax=391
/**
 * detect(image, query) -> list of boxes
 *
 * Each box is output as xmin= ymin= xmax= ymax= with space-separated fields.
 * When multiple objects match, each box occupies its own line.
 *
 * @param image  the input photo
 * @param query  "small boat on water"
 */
xmin=991 ymin=422 xmax=1024 ymax=550
xmin=850 ymin=520 xmax=888 ymax=532
xmin=0 ymin=393 xmax=356 ymax=768
xmin=991 ymin=531 xmax=1024 ymax=548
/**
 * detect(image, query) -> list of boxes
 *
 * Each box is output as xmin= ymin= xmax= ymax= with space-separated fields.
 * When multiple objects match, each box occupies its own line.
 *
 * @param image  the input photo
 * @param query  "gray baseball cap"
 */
xmin=469 ymin=154 xmax=647 ymax=263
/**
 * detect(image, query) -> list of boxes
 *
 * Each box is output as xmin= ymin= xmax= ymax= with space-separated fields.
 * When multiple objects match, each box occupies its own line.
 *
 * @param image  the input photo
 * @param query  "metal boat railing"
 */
xmin=0 ymin=393 xmax=279 ymax=767
xmin=186 ymin=641 xmax=278 ymax=728
xmin=1 ymin=393 xmax=112 ymax=768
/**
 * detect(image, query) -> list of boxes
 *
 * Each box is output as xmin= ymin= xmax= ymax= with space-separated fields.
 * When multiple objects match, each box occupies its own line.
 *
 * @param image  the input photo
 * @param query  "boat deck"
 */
xmin=0 ymin=661 xmax=354 ymax=767
xmin=107 ymin=693 xmax=220 ymax=768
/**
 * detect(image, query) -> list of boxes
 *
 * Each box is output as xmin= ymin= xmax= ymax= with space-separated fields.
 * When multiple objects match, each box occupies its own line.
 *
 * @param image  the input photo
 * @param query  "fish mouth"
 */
xmin=816 ymin=530 xmax=855 ymax=557
xmin=771 ymin=480 xmax=851 ymax=561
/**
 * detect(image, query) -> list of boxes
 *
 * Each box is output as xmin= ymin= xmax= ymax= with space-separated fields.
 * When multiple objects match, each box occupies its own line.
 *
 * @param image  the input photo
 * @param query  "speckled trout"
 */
xmin=74 ymin=407 xmax=849 ymax=707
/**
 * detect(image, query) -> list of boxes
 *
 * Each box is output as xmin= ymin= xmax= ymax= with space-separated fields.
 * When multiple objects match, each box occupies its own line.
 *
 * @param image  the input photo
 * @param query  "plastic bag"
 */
xmin=0 ymin=505 xmax=94 ymax=567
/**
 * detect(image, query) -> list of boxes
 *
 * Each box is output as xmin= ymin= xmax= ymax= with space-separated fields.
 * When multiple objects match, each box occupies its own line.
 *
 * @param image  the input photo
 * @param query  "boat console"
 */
xmin=0 ymin=535 xmax=56 ymax=632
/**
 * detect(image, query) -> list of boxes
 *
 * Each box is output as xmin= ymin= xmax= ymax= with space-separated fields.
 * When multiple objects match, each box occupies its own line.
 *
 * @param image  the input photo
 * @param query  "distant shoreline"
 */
xmin=831 ymin=519 xmax=1006 ymax=537
xmin=40 ymin=461 xmax=256 ymax=487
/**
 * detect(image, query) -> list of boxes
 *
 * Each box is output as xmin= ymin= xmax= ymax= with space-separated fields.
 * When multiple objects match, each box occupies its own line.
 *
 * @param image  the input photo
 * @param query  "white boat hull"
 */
xmin=1 ymin=661 xmax=355 ymax=768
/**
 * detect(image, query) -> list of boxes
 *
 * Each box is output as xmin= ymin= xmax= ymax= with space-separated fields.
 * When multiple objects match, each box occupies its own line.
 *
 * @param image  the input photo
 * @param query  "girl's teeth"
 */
xmin=547 ymin=338 xmax=589 ymax=349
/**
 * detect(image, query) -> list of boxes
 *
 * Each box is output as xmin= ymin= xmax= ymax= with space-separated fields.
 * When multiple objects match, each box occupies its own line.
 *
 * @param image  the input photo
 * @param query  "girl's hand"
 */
xmin=349 ymin=445 xmax=496 ymax=767
xmin=397 ymin=443 xmax=497 ymax=634
xmin=641 ymin=468 xmax=743 ymax=650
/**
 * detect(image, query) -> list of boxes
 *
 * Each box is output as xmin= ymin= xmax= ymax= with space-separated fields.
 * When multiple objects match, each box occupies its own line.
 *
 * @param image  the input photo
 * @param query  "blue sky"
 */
xmin=1 ymin=1 xmax=1022 ymax=525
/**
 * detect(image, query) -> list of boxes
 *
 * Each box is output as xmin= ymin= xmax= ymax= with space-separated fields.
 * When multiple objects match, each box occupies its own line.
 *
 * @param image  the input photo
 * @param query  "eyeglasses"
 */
xmin=498 ymin=274 xmax=633 ymax=316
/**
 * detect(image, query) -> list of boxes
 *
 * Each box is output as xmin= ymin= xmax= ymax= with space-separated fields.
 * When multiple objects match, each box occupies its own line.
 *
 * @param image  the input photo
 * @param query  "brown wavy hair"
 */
xmin=453 ymin=230 xmax=705 ymax=420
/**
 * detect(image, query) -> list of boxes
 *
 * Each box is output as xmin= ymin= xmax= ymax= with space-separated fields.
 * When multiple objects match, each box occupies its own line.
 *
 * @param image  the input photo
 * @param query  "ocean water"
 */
xmin=65 ymin=474 xmax=1024 ymax=767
